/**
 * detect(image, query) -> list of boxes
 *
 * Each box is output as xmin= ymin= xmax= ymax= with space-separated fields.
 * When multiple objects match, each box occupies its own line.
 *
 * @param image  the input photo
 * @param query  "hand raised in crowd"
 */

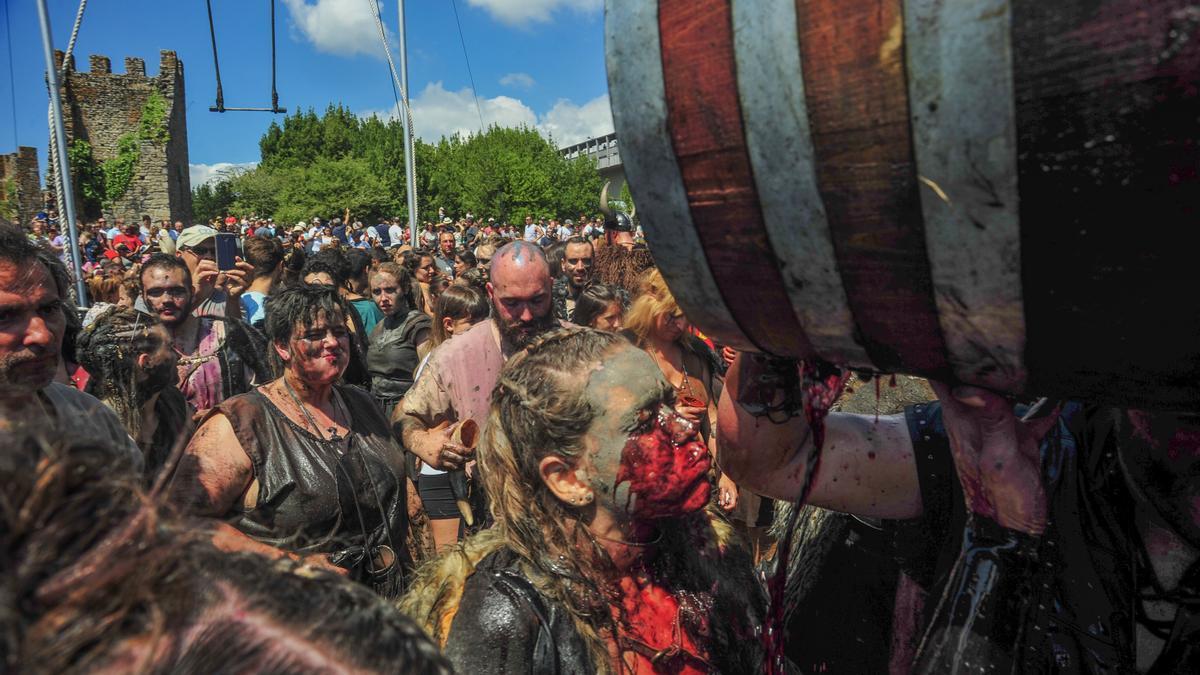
xmin=193 ymin=258 xmax=221 ymax=305
xmin=930 ymin=382 xmax=1060 ymax=536
xmin=220 ymin=258 xmax=254 ymax=297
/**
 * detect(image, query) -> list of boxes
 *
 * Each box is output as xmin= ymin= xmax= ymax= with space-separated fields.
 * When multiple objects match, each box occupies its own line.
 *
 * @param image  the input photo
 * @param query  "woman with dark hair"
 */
xmin=76 ymin=307 xmax=192 ymax=480
xmin=403 ymin=248 xmax=438 ymax=317
xmin=367 ymin=262 xmax=431 ymax=416
xmin=400 ymin=328 xmax=765 ymax=673
xmin=302 ymin=250 xmax=372 ymax=387
xmin=169 ymin=284 xmax=431 ymax=596
xmin=571 ymin=283 xmax=626 ymax=331
xmin=452 ymin=248 xmax=476 ymax=278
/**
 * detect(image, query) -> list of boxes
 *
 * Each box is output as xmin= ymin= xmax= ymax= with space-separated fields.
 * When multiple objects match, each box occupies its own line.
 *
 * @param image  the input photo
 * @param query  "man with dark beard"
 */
xmin=551 ymin=236 xmax=594 ymax=322
xmin=139 ymin=254 xmax=270 ymax=416
xmin=398 ymin=241 xmax=562 ymax=483
xmin=0 ymin=224 xmax=141 ymax=468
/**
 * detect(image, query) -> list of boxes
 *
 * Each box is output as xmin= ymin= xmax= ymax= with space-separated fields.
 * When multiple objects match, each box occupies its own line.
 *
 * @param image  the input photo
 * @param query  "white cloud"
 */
xmin=466 ymin=0 xmax=601 ymax=27
xmin=362 ymin=83 xmax=613 ymax=148
xmin=189 ymin=162 xmax=258 ymax=187
xmin=499 ymin=72 xmax=535 ymax=89
xmin=538 ymin=94 xmax=613 ymax=146
xmin=282 ymin=0 xmax=391 ymax=58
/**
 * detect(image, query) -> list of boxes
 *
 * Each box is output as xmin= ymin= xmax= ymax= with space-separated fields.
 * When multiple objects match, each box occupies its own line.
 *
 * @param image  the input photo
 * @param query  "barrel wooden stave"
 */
xmin=606 ymin=0 xmax=1200 ymax=410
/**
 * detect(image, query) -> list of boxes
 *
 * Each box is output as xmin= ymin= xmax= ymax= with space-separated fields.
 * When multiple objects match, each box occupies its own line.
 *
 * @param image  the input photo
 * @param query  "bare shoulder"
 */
xmin=170 ymin=412 xmax=253 ymax=516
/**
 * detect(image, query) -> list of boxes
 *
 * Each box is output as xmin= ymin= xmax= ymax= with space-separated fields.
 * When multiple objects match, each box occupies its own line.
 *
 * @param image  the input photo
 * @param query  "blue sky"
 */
xmin=1 ymin=0 xmax=613 ymax=187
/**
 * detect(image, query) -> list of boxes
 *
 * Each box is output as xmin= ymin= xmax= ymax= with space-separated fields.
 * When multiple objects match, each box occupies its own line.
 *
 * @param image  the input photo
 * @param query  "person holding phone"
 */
xmin=169 ymin=225 xmax=254 ymax=320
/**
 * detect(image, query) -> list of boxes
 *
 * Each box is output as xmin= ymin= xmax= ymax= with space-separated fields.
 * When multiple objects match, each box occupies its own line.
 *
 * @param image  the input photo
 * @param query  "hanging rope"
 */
xmin=364 ymin=0 xmax=420 ymax=223
xmin=4 ymin=0 xmax=19 ymax=149
xmin=447 ymin=0 xmax=485 ymax=133
xmin=46 ymin=0 xmax=88 ymax=226
xmin=206 ymin=0 xmax=285 ymax=112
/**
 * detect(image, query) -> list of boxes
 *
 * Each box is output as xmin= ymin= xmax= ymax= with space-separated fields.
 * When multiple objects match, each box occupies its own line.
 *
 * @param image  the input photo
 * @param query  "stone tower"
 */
xmin=53 ymin=50 xmax=191 ymax=223
xmin=0 ymin=147 xmax=42 ymax=226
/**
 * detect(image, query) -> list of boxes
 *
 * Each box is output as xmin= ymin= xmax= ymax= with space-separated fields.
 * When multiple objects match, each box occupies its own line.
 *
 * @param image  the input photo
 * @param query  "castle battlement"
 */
xmin=51 ymin=50 xmax=191 ymax=223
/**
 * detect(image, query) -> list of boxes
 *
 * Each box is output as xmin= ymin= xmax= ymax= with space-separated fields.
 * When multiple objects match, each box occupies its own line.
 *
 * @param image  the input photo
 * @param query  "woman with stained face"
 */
xmin=623 ymin=268 xmax=741 ymax=515
xmin=366 ymin=262 xmax=432 ymax=417
xmin=168 ymin=284 xmax=431 ymax=596
xmin=401 ymin=328 xmax=765 ymax=674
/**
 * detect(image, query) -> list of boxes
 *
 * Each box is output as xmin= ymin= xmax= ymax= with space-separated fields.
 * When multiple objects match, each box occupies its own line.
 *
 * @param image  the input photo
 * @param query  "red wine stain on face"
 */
xmin=615 ymin=413 xmax=711 ymax=520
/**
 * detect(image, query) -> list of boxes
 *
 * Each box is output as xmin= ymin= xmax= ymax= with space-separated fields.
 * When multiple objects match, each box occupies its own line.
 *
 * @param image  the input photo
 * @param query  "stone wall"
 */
xmin=52 ymin=50 xmax=192 ymax=223
xmin=0 ymin=147 xmax=42 ymax=226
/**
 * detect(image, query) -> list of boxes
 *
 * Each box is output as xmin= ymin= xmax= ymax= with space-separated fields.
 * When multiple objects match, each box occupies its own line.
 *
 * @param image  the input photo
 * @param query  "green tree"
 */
xmin=198 ymin=106 xmax=604 ymax=225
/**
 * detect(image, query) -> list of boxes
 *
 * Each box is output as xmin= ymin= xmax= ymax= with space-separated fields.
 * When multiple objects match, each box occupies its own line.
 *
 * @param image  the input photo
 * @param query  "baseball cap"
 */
xmin=565 ymin=219 xmax=574 ymax=225
xmin=177 ymin=225 xmax=219 ymax=249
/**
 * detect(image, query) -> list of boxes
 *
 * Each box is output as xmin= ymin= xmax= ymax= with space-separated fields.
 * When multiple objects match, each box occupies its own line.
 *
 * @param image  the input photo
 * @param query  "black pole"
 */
xmin=206 ymin=0 xmax=224 ymax=112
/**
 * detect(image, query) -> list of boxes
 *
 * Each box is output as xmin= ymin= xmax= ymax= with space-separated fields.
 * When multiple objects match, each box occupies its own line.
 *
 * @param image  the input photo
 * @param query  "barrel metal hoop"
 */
xmin=904 ymin=0 xmax=1028 ymax=393
xmin=732 ymin=0 xmax=875 ymax=369
xmin=793 ymin=0 xmax=952 ymax=378
xmin=605 ymin=0 xmax=757 ymax=352
xmin=656 ymin=0 xmax=816 ymax=358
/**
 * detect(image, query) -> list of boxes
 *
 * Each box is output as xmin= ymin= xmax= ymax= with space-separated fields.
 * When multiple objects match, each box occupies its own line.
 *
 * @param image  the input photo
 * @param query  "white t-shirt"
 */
xmin=388 ymin=224 xmax=405 ymax=245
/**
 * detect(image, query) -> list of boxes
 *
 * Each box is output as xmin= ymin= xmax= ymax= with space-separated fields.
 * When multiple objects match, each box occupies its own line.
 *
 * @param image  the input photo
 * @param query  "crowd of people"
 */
xmin=2 ymin=192 xmax=1199 ymax=674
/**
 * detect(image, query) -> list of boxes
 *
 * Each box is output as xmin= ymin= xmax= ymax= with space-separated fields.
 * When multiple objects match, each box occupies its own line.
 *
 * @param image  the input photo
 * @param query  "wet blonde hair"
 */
xmin=623 ymin=267 xmax=680 ymax=346
xmin=400 ymin=327 xmax=625 ymax=671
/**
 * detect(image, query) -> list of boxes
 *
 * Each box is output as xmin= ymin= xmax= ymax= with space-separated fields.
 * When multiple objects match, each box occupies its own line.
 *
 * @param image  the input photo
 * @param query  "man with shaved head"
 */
xmin=395 ymin=241 xmax=564 ymax=534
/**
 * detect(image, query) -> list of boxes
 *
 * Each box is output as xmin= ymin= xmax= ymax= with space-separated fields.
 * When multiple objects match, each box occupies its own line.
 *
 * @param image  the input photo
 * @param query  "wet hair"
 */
xmin=0 ymin=430 xmax=453 ymax=674
xmin=262 ymin=284 xmax=350 ymax=371
xmin=624 ymin=267 xmax=679 ymax=346
xmin=431 ymin=284 xmax=489 ymax=347
xmin=301 ymin=249 xmax=349 ymax=287
xmin=75 ymin=307 xmax=165 ymax=429
xmin=74 ymin=307 xmax=187 ymax=478
xmin=140 ymin=253 xmax=192 ymax=290
xmin=565 ymin=235 xmax=592 ymax=251
xmin=0 ymin=223 xmax=71 ymax=300
xmin=474 ymin=328 xmax=627 ymax=668
xmin=242 ymin=235 xmax=284 ymax=279
xmin=453 ymin=247 xmax=476 ymax=269
xmin=572 ymin=283 xmax=627 ymax=329
xmin=369 ymin=262 xmax=416 ymax=313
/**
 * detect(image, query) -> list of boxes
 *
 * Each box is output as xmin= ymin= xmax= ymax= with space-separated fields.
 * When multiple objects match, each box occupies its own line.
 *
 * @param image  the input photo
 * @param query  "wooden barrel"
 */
xmin=606 ymin=0 xmax=1200 ymax=410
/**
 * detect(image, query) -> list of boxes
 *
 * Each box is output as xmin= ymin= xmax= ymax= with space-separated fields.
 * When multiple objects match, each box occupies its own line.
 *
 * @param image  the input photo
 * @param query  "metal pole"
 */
xmin=398 ymin=0 xmax=418 ymax=246
xmin=35 ymin=0 xmax=88 ymax=307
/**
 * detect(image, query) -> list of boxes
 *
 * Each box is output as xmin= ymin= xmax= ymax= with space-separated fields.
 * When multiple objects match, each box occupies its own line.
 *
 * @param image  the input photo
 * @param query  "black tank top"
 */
xmin=217 ymin=385 xmax=413 ymax=596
